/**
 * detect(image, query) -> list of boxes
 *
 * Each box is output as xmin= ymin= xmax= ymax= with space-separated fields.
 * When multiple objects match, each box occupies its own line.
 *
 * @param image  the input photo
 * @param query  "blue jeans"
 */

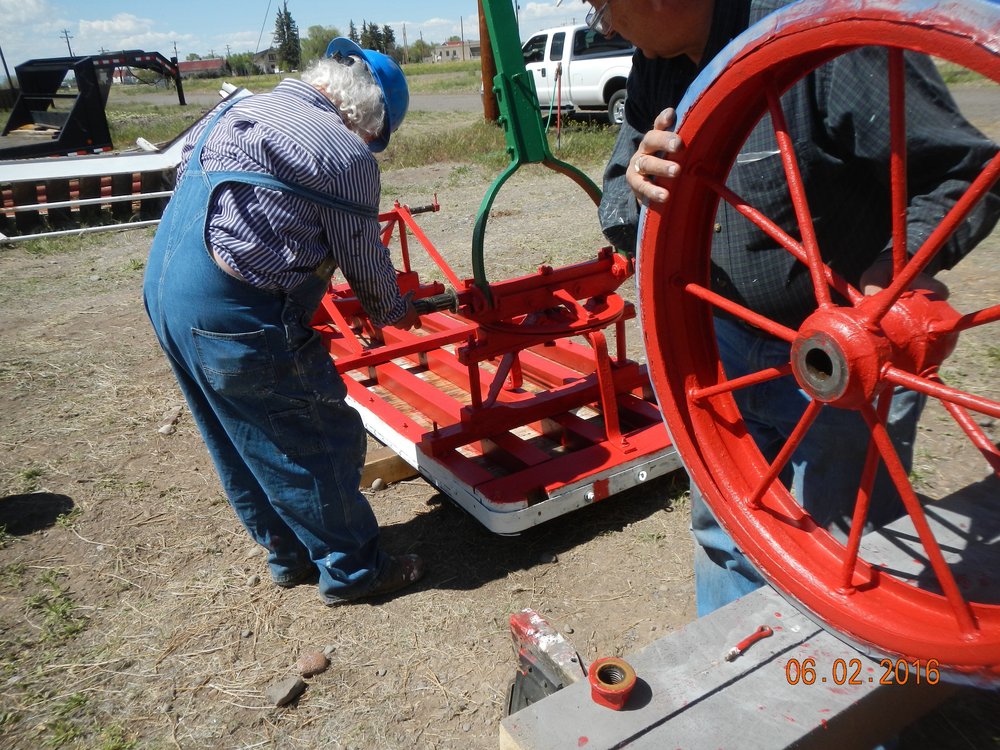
xmin=692 ymin=317 xmax=925 ymax=616
xmin=142 ymin=153 xmax=387 ymax=603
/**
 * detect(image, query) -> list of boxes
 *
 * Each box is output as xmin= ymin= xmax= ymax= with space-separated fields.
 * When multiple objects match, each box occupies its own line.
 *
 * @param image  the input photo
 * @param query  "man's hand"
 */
xmin=392 ymin=295 xmax=422 ymax=331
xmin=628 ymin=108 xmax=685 ymax=206
xmin=859 ymin=256 xmax=950 ymax=298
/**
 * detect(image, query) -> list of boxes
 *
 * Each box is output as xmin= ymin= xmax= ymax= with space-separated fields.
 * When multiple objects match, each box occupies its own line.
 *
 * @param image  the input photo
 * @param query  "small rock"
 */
xmin=563 ymin=626 xmax=574 ymax=635
xmin=323 ymin=644 xmax=337 ymax=657
xmin=265 ymin=676 xmax=306 ymax=707
xmin=376 ymin=668 xmax=388 ymax=678
xmin=241 ymin=629 xmax=252 ymax=639
xmin=462 ymin=723 xmax=472 ymax=733
xmin=539 ymin=552 xmax=558 ymax=564
xmin=246 ymin=574 xmax=261 ymax=587
xmin=157 ymin=424 xmax=176 ymax=436
xmin=296 ymin=651 xmax=329 ymax=678
xmin=160 ymin=405 xmax=183 ymax=423
xmin=89 ymin=274 xmax=102 ymax=282
xmin=370 ymin=477 xmax=386 ymax=491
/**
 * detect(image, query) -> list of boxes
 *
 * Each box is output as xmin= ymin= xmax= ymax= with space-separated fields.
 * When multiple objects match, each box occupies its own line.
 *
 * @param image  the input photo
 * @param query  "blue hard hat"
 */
xmin=325 ymin=37 xmax=409 ymax=153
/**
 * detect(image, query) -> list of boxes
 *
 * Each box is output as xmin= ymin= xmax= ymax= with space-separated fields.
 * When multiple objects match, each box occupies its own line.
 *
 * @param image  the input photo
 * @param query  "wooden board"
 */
xmin=498 ymin=487 xmax=1000 ymax=749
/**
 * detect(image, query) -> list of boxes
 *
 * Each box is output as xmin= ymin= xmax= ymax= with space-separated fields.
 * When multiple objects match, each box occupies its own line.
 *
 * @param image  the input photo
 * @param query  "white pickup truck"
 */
xmin=521 ymin=24 xmax=635 ymax=124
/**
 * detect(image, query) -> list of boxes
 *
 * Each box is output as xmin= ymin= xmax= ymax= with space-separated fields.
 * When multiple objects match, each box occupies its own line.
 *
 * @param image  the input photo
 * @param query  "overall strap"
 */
xmin=205 ymin=169 xmax=378 ymax=219
xmin=188 ymin=96 xmax=244 ymax=169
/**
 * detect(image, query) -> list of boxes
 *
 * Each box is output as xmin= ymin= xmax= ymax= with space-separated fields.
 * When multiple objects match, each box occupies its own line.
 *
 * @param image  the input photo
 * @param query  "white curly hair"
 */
xmin=301 ymin=56 xmax=386 ymax=143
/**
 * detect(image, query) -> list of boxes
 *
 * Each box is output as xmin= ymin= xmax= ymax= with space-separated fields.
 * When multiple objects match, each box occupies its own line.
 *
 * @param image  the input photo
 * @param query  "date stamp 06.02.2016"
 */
xmin=784 ymin=657 xmax=943 ymax=686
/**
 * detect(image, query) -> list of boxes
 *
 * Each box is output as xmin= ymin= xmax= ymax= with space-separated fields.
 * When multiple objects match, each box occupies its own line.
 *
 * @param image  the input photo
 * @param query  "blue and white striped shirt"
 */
xmin=176 ymin=78 xmax=406 ymax=326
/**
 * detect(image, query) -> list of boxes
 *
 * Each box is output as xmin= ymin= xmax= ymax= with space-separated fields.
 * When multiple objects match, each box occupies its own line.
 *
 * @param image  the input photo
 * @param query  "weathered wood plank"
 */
xmin=499 ymin=585 xmax=956 ymax=749
xmin=360 ymin=445 xmax=419 ymax=488
xmin=498 ymin=483 xmax=1000 ymax=749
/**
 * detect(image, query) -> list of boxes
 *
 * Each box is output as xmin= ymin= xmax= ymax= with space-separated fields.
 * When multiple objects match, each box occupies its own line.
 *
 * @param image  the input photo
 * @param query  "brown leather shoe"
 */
xmin=323 ymin=554 xmax=426 ymax=606
xmin=365 ymin=554 xmax=426 ymax=598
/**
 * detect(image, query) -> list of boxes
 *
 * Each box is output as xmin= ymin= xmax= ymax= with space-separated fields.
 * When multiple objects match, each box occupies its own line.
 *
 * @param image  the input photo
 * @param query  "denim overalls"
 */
xmin=143 ymin=97 xmax=387 ymax=603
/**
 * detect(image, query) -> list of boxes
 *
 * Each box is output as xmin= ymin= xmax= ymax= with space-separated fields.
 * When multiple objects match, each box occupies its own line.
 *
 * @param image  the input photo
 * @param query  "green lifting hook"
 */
xmin=474 ymin=0 xmax=603 ymax=303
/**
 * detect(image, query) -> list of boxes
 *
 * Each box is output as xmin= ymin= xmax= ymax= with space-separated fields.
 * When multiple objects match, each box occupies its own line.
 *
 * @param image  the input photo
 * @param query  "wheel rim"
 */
xmin=639 ymin=0 xmax=1000 ymax=678
xmin=613 ymin=98 xmax=625 ymax=124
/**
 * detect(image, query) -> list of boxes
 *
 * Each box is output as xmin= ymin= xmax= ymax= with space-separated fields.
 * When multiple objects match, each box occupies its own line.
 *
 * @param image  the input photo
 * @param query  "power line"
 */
xmin=255 ymin=0 xmax=274 ymax=53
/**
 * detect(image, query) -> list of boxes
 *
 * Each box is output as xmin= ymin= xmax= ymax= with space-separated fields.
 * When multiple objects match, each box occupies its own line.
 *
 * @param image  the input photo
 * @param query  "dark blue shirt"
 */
xmin=601 ymin=0 xmax=999 ymax=329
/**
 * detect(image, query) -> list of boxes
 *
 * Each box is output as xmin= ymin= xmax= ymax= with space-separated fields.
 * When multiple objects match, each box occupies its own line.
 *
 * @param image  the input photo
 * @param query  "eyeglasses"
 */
xmin=585 ymin=0 xmax=613 ymax=36
xmin=330 ymin=51 xmax=358 ymax=66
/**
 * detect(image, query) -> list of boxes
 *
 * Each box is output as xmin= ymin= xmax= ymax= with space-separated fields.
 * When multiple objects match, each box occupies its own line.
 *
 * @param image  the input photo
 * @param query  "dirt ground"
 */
xmin=1 ymin=86 xmax=998 ymax=749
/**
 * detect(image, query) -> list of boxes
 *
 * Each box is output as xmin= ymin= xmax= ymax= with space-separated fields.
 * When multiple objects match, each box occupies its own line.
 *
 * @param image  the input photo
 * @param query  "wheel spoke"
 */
xmin=747 ymin=399 xmax=823 ymax=509
xmin=682 ymin=281 xmax=798 ymax=342
xmin=860 ymin=403 xmax=978 ymax=635
xmin=951 ymin=303 xmax=1000 ymax=334
xmin=838 ymin=391 xmax=892 ymax=590
xmin=867 ymin=151 xmax=1000 ymax=325
xmin=929 ymin=374 xmax=1000 ymax=475
xmin=888 ymin=48 xmax=909 ymax=276
xmin=699 ymin=171 xmax=861 ymax=304
xmin=689 ymin=363 xmax=793 ymax=402
xmin=883 ymin=366 xmax=1000 ymax=420
xmin=765 ymin=83 xmax=832 ymax=309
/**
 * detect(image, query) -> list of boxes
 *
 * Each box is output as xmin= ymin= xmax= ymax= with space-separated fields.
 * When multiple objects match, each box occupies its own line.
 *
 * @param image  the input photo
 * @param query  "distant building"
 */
xmin=432 ymin=40 xmax=480 ymax=62
xmin=177 ymin=58 xmax=228 ymax=78
xmin=252 ymin=48 xmax=280 ymax=74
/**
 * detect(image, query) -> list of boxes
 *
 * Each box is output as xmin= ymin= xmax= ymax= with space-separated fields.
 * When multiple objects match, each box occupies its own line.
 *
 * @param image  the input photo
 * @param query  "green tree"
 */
xmin=408 ymin=39 xmax=433 ymax=64
xmin=185 ymin=53 xmax=202 ymax=61
xmin=226 ymin=52 xmax=256 ymax=76
xmin=348 ymin=20 xmax=359 ymax=43
xmin=273 ymin=0 xmax=301 ymax=71
xmin=360 ymin=21 xmax=383 ymax=52
xmin=301 ymin=24 xmax=341 ymax=66
xmin=381 ymin=25 xmax=396 ymax=51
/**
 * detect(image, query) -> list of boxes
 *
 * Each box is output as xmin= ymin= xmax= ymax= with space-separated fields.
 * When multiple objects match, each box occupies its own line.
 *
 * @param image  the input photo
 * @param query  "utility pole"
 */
xmin=402 ymin=24 xmax=408 ymax=65
xmin=0 ymin=43 xmax=13 ymax=90
xmin=479 ymin=0 xmax=498 ymax=122
xmin=61 ymin=29 xmax=75 ymax=56
xmin=460 ymin=16 xmax=466 ymax=61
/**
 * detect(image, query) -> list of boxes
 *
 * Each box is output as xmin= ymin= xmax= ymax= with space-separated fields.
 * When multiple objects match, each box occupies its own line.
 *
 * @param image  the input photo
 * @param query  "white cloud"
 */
xmin=0 ymin=0 xmax=50 ymax=25
xmin=78 ymin=12 xmax=154 ymax=36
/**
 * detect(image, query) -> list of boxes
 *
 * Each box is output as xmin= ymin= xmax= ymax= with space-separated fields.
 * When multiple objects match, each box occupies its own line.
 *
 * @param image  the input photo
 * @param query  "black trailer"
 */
xmin=0 ymin=51 xmax=185 ymax=160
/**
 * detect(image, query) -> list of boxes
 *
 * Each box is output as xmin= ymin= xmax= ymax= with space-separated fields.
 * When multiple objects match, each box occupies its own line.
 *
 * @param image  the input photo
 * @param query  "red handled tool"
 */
xmin=725 ymin=625 xmax=774 ymax=662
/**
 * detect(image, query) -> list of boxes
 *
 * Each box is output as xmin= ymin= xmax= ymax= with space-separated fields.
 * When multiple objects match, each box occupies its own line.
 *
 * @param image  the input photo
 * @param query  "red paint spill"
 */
xmin=578 ymin=738 xmax=588 ymax=747
xmin=774 ymin=612 xmax=783 ymax=618
xmin=821 ymin=719 xmax=829 ymax=730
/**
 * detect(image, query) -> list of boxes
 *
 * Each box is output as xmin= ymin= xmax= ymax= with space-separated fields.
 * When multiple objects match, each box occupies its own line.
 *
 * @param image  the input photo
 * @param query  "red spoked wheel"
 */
xmin=639 ymin=0 xmax=1000 ymax=678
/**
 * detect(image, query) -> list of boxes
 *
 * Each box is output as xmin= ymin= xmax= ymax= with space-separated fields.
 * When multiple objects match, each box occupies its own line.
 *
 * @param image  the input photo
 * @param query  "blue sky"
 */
xmin=0 ymin=0 xmax=588 ymax=73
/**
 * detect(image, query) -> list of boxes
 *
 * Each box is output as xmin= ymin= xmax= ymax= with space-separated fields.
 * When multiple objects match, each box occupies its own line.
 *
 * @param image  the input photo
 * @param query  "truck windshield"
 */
xmin=572 ymin=29 xmax=633 ymax=58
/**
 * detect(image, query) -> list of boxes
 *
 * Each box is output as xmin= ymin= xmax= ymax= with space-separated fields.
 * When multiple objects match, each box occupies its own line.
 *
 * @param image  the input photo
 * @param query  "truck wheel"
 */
xmin=607 ymin=90 xmax=626 ymax=125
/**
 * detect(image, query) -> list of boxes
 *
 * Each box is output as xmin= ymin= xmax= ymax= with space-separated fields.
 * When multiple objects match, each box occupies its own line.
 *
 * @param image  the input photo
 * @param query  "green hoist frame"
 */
xmin=473 ymin=0 xmax=603 ymax=301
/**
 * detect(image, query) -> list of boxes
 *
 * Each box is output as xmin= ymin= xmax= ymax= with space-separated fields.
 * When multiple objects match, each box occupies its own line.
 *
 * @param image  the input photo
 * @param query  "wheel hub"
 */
xmin=791 ymin=307 xmax=888 ymax=408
